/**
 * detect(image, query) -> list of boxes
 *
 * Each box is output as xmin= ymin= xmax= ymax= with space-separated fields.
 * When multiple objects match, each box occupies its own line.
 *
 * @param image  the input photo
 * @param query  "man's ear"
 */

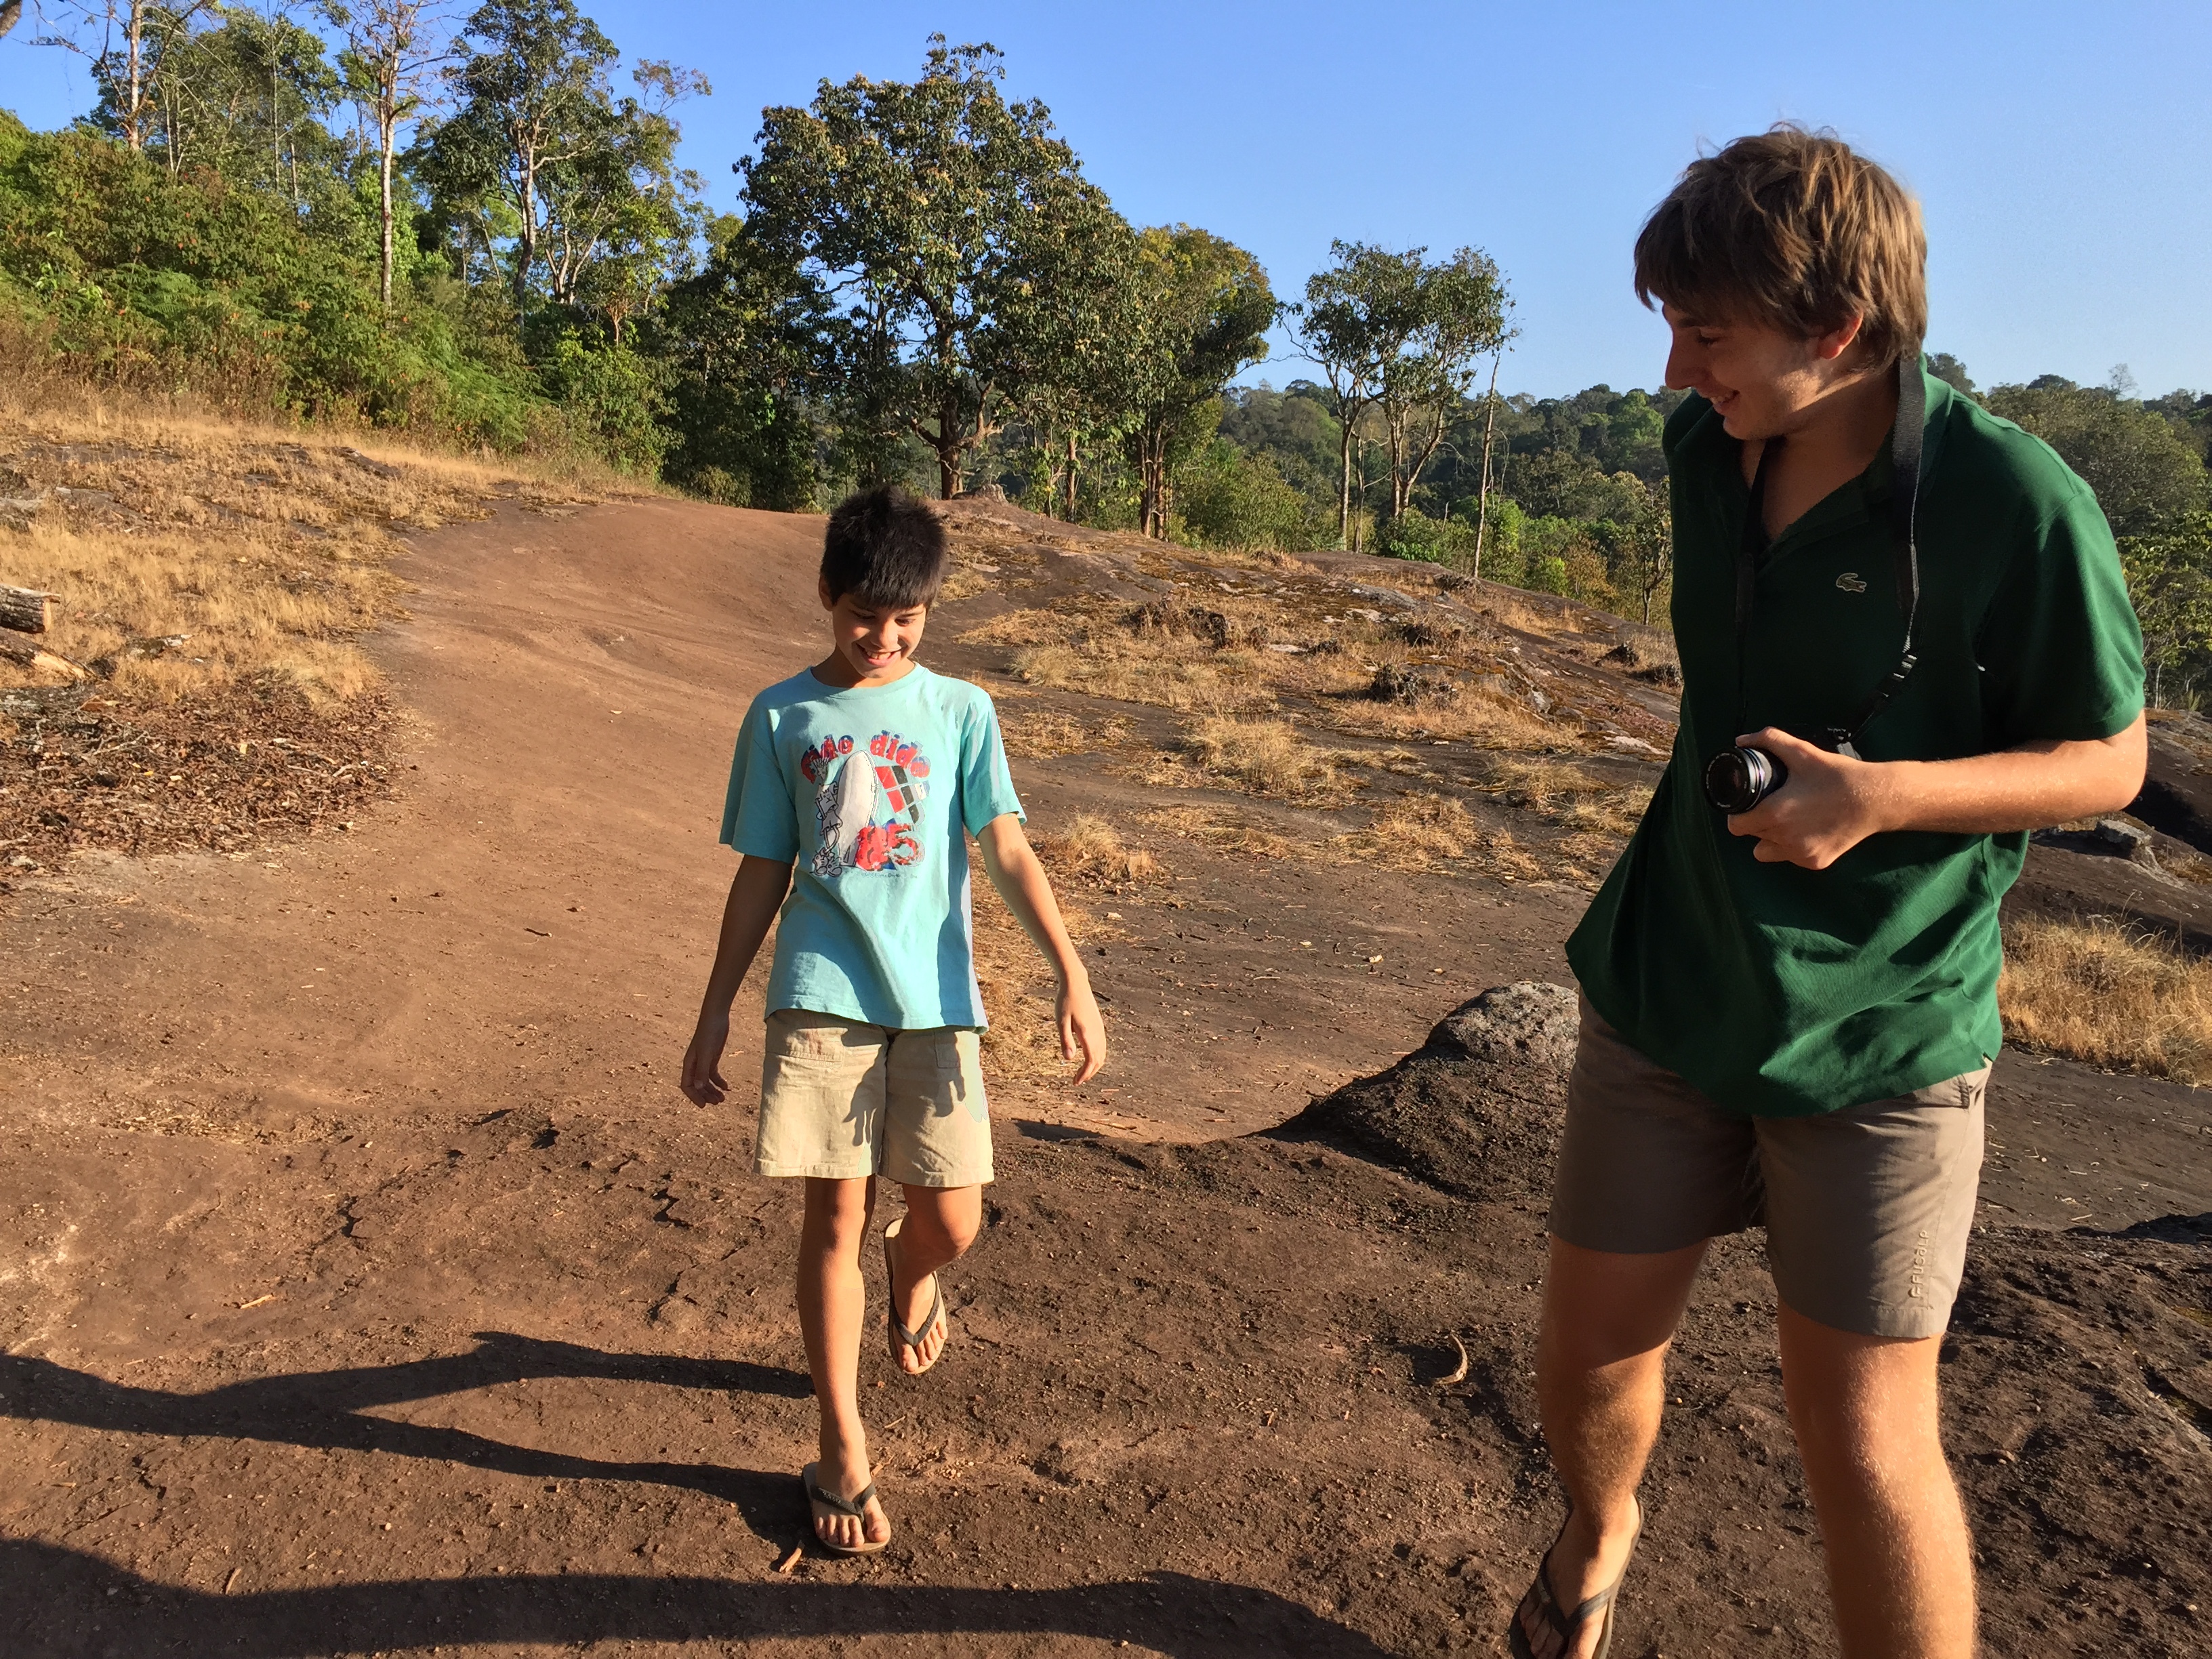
xmin=1810 ymin=314 xmax=1867 ymax=365
xmin=818 ymin=575 xmax=836 ymax=611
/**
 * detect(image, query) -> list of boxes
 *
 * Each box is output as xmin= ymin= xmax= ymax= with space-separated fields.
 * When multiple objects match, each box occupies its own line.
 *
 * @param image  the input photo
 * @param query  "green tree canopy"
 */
xmin=1111 ymin=223 xmax=1274 ymax=538
xmin=419 ymin=0 xmax=702 ymax=322
xmin=1290 ymin=240 xmax=1511 ymax=546
xmin=2121 ymin=511 xmax=2212 ymax=707
xmin=738 ymin=37 xmax=1112 ymax=498
xmin=1989 ymin=380 xmax=2211 ymax=535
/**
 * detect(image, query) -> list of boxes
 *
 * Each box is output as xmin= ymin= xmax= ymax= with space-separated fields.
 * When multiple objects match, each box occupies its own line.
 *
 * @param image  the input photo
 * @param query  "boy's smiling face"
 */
xmin=817 ymin=579 xmax=927 ymax=687
xmin=1660 ymin=300 xmax=1869 ymax=442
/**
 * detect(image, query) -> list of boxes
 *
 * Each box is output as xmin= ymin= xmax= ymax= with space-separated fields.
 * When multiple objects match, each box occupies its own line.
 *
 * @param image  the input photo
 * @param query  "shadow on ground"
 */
xmin=0 ymin=1333 xmax=812 ymax=1533
xmin=2 ymin=1539 xmax=1390 ymax=1658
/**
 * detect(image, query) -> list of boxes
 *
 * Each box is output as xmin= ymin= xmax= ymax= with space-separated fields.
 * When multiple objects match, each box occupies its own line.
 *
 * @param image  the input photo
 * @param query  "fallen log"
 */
xmin=0 ymin=628 xmax=89 ymax=678
xmin=1 ymin=583 xmax=56 ymax=634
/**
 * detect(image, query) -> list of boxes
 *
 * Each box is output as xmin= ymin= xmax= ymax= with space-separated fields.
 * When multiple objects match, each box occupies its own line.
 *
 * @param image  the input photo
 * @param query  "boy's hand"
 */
xmin=680 ymin=1010 xmax=732 ymax=1106
xmin=1726 ymin=726 xmax=1887 ymax=869
xmin=1058 ymin=977 xmax=1107 ymax=1084
xmin=680 ymin=857 xmax=792 ymax=1108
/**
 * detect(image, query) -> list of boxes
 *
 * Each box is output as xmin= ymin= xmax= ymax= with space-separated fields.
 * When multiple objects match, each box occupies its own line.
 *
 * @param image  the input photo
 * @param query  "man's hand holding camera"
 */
xmin=1717 ymin=720 xmax=2148 ymax=871
xmin=1723 ymin=726 xmax=1888 ymax=869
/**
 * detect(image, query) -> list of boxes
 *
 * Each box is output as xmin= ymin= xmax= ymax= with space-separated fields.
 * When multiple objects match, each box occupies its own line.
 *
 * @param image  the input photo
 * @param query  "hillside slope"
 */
xmin=0 ymin=494 xmax=2206 ymax=1658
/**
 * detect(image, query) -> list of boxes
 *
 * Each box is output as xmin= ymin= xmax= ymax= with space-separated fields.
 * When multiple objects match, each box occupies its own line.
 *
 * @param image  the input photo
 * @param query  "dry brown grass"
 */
xmin=1179 ymin=716 xmax=1353 ymax=801
xmin=1486 ymin=757 xmax=1653 ymax=837
xmin=1139 ymin=804 xmax=1300 ymax=862
xmin=1322 ymin=682 xmax=1566 ymax=750
xmin=998 ymin=707 xmax=1129 ymax=761
xmin=1601 ymin=629 xmax=1681 ymax=683
xmin=1327 ymin=793 xmax=1544 ymax=880
xmin=1034 ymin=813 xmax=1162 ymax=891
xmin=1010 ymin=635 xmax=1276 ymax=715
xmin=959 ymin=606 xmax=1089 ymax=647
xmin=0 ymin=402 xmax=596 ymax=703
xmin=1999 ymin=915 xmax=2212 ymax=1084
xmin=1465 ymin=590 xmax=1559 ymax=637
xmin=938 ymin=561 xmax=1003 ymax=602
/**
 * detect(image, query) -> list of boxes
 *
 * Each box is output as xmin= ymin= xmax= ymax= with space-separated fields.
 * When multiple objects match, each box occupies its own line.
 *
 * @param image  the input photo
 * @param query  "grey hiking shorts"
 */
xmin=1548 ymin=997 xmax=1987 ymax=1340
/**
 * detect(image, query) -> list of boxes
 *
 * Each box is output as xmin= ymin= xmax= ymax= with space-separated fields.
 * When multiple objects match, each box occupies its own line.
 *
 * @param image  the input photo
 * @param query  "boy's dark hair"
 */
xmin=821 ymin=485 xmax=948 ymax=609
xmin=1633 ymin=124 xmax=1927 ymax=371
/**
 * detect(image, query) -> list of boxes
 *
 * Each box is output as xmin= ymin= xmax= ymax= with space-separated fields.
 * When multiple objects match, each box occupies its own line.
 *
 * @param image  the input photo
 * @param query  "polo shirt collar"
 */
xmin=1681 ymin=354 xmax=1952 ymax=510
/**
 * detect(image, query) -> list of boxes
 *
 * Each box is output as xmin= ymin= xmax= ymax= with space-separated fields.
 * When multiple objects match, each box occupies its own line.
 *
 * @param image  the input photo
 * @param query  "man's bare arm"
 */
xmin=1729 ymin=714 xmax=2148 ymax=870
xmin=973 ymin=813 xmax=1106 ymax=1084
xmin=679 ymin=855 xmax=794 ymax=1105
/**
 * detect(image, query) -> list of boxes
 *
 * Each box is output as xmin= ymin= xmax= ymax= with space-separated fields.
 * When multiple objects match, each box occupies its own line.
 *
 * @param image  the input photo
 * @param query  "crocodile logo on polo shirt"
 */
xmin=1835 ymin=571 xmax=1869 ymax=593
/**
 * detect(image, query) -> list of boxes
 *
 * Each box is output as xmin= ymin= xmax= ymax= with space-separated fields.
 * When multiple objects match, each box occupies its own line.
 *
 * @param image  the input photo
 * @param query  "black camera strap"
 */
xmin=1732 ymin=353 xmax=1927 ymax=758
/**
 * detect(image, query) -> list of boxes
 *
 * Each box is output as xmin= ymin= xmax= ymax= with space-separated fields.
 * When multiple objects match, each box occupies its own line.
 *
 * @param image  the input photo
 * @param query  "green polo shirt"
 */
xmin=1566 ymin=363 xmax=2144 ymax=1116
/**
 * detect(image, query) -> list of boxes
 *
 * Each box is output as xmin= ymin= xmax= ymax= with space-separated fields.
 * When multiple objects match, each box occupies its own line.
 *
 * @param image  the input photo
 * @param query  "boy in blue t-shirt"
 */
xmin=680 ymin=483 xmax=1105 ymax=1556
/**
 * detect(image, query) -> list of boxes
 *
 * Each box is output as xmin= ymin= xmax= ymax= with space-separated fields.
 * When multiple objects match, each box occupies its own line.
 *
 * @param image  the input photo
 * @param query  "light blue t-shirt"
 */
xmin=719 ymin=663 xmax=1025 ymax=1030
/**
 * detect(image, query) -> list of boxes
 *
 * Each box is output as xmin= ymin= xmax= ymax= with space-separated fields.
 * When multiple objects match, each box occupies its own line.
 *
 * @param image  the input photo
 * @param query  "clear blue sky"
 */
xmin=11 ymin=1 xmax=2209 ymax=398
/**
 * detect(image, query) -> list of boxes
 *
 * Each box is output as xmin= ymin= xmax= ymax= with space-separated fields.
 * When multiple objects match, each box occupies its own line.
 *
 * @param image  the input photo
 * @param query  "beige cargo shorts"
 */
xmin=754 ymin=1008 xmax=994 ymax=1187
xmin=1548 ymin=998 xmax=1987 ymax=1340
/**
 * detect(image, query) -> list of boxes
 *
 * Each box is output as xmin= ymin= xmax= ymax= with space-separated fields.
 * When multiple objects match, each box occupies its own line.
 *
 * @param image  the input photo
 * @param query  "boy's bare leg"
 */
xmin=797 ymin=1175 xmax=888 ymax=1549
xmin=888 ymin=1183 xmax=982 ymax=1373
xmin=1534 ymin=1235 xmax=1706 ymax=1658
xmin=1778 ymin=1305 xmax=1975 ymax=1659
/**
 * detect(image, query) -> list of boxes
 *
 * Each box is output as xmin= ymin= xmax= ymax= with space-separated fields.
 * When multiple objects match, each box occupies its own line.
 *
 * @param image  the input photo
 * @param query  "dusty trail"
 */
xmin=1 ymin=497 xmax=2209 ymax=1658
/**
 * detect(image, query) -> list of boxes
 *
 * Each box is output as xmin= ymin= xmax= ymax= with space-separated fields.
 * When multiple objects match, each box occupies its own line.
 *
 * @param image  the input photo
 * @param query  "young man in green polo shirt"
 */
xmin=1508 ymin=128 xmax=2146 ymax=1659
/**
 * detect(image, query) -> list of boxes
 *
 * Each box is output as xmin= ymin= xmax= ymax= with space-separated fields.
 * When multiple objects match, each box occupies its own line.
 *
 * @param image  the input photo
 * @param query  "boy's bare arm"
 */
xmin=974 ymin=814 xmax=1107 ymax=1084
xmin=680 ymin=855 xmax=795 ymax=1105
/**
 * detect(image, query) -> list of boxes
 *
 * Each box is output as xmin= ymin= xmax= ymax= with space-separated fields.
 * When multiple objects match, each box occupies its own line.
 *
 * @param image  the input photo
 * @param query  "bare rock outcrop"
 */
xmin=1429 ymin=980 xmax=1579 ymax=1073
xmin=1271 ymin=981 xmax=1578 ymax=1199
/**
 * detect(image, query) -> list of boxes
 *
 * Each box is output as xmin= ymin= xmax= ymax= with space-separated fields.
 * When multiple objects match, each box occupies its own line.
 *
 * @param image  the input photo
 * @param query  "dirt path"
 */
xmin=3 ymin=499 xmax=2210 ymax=1658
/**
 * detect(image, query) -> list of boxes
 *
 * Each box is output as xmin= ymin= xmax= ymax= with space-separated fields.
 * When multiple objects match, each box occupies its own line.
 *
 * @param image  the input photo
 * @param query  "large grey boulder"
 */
xmin=1429 ymin=981 xmax=1579 ymax=1075
xmin=1273 ymin=980 xmax=1581 ymax=1198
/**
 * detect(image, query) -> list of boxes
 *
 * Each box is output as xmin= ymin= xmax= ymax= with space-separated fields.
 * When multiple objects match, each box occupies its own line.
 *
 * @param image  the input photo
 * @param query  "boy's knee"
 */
xmin=902 ymin=1190 xmax=982 ymax=1258
xmin=941 ymin=1214 xmax=981 ymax=1257
xmin=920 ymin=1210 xmax=981 ymax=1258
xmin=806 ymin=1177 xmax=876 ymax=1237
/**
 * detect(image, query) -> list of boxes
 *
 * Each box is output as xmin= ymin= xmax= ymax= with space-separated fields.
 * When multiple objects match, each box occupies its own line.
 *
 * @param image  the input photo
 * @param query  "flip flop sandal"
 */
xmin=882 ymin=1217 xmax=947 ymax=1375
xmin=1508 ymin=1504 xmax=1642 ymax=1659
xmin=801 ymin=1462 xmax=888 ymax=1555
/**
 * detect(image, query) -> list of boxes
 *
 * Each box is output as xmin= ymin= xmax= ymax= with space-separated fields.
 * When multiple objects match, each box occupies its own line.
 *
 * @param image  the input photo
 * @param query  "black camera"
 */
xmin=1702 ymin=745 xmax=1787 ymax=814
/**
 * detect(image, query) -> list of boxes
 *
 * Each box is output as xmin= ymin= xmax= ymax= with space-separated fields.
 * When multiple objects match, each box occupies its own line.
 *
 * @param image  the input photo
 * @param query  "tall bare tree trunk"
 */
xmin=1385 ymin=409 xmax=1410 ymax=520
xmin=1063 ymin=429 xmax=1078 ymax=520
xmin=1471 ymin=353 xmax=1502 ymax=582
xmin=1336 ymin=420 xmax=1355 ymax=546
xmin=126 ymin=1 xmax=146 ymax=150
xmin=272 ymin=45 xmax=283 ymax=197
xmin=513 ymin=163 xmax=536 ymax=315
xmin=378 ymin=108 xmax=396 ymax=306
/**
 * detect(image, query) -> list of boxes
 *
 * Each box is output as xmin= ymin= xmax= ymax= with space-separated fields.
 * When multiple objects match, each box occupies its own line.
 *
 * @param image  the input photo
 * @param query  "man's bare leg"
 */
xmin=888 ymin=1183 xmax=981 ymax=1374
xmin=1534 ymin=1235 xmax=1708 ymax=1656
xmin=1778 ymin=1305 xmax=1974 ymax=1659
xmin=797 ymin=1175 xmax=888 ymax=1550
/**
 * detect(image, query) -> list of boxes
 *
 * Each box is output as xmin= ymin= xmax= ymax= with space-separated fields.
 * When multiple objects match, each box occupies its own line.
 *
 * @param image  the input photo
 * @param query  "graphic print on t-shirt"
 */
xmin=801 ymin=729 xmax=933 ymax=878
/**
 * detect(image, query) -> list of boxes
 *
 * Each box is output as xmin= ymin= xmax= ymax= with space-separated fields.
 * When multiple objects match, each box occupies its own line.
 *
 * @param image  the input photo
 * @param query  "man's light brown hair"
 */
xmin=1633 ymin=124 xmax=1927 ymax=370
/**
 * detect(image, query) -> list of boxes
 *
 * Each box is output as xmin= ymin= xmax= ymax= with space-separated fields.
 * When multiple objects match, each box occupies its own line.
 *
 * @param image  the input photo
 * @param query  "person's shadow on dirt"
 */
xmin=0 ymin=1332 xmax=811 ymax=1536
xmin=1 ymin=1536 xmax=1395 ymax=1658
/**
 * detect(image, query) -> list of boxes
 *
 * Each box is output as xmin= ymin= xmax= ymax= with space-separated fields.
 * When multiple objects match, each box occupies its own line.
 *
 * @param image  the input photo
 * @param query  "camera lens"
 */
xmin=1702 ymin=745 xmax=1784 ymax=814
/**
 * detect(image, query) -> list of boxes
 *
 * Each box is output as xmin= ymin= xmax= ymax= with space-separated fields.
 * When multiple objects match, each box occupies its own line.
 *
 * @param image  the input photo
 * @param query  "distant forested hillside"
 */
xmin=3 ymin=7 xmax=2209 ymax=694
xmin=1193 ymin=366 xmax=2211 ymax=665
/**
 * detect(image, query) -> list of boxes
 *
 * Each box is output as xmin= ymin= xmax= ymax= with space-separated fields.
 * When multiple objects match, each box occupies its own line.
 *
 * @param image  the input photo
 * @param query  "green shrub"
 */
xmin=536 ymin=330 xmax=672 ymax=476
xmin=0 ymin=109 xmax=628 ymax=467
xmin=1374 ymin=508 xmax=1473 ymax=565
xmin=1176 ymin=438 xmax=1324 ymax=550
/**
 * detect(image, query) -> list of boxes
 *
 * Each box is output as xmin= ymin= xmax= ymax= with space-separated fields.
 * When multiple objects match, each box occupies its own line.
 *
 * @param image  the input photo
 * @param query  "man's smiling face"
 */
xmin=1661 ymin=302 xmax=1844 ymax=442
